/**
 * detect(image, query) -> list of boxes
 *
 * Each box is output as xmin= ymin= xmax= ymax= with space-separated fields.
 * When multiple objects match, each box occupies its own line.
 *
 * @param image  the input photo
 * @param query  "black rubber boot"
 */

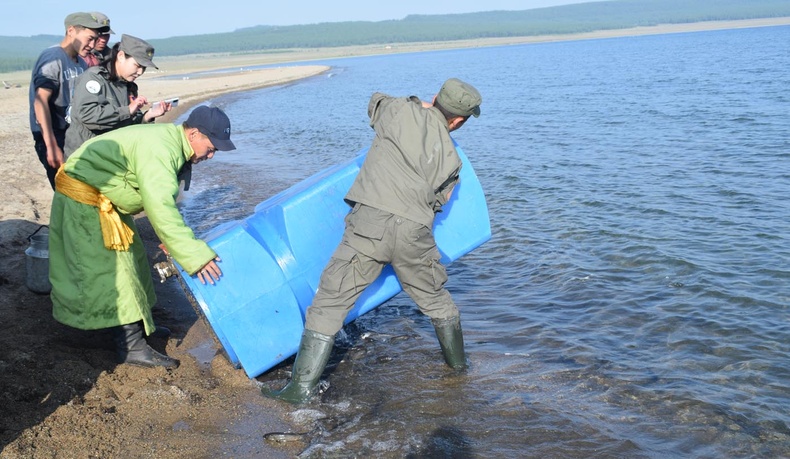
xmin=111 ymin=322 xmax=179 ymax=369
xmin=149 ymin=325 xmax=172 ymax=339
xmin=262 ymin=329 xmax=335 ymax=404
xmin=432 ymin=316 xmax=467 ymax=370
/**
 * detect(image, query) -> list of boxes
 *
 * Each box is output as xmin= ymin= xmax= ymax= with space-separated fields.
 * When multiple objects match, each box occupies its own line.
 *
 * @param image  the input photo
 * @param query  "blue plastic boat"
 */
xmin=174 ymin=141 xmax=491 ymax=378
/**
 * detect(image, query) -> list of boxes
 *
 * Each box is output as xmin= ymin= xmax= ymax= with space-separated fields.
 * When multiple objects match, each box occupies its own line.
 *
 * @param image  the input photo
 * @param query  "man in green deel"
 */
xmin=49 ymin=106 xmax=235 ymax=369
xmin=264 ymin=78 xmax=482 ymax=404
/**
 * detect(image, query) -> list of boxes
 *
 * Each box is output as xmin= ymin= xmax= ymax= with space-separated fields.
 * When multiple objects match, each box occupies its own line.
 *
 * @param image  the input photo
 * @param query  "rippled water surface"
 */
xmin=180 ymin=25 xmax=790 ymax=458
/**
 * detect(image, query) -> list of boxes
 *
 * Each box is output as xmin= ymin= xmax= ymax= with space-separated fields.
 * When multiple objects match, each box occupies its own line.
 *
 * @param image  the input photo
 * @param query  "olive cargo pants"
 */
xmin=304 ymin=204 xmax=459 ymax=336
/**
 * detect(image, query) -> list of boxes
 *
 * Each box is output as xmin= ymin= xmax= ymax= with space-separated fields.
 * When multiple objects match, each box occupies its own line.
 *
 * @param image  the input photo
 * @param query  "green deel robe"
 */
xmin=49 ymin=123 xmax=216 ymax=335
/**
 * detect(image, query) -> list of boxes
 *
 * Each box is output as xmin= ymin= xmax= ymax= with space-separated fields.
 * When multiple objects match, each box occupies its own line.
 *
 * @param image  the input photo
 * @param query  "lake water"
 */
xmin=179 ymin=25 xmax=790 ymax=458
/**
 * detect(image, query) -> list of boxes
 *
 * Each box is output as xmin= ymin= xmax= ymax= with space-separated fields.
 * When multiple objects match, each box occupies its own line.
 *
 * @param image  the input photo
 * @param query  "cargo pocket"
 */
xmin=318 ymin=244 xmax=355 ymax=294
xmin=428 ymin=253 xmax=449 ymax=291
xmin=346 ymin=212 xmax=386 ymax=256
xmin=352 ymin=218 xmax=385 ymax=240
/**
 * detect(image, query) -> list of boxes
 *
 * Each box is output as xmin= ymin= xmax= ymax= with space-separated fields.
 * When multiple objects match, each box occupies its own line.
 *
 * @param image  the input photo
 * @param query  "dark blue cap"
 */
xmin=186 ymin=106 xmax=236 ymax=151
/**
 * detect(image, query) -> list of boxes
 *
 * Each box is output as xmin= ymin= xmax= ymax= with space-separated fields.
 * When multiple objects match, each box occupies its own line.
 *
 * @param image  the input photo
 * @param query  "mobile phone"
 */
xmin=152 ymin=97 xmax=179 ymax=109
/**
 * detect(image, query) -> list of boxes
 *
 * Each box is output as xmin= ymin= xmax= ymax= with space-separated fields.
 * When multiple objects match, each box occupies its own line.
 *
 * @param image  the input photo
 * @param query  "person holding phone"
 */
xmin=64 ymin=34 xmax=171 ymax=157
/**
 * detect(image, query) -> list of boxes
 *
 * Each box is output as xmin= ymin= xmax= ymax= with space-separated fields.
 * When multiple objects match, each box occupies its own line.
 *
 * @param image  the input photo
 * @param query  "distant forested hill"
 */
xmin=2 ymin=0 xmax=788 ymax=72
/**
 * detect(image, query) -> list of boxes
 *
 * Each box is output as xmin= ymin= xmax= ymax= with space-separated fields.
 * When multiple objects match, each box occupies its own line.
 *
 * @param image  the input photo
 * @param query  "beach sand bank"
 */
xmin=1 ymin=18 xmax=788 ymax=457
xmin=0 ymin=64 xmax=329 ymax=459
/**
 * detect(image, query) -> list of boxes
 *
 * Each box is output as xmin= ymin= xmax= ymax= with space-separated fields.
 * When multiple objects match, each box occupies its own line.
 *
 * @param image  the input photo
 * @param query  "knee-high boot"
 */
xmin=111 ymin=321 xmax=179 ymax=369
xmin=262 ymin=329 xmax=335 ymax=404
xmin=432 ymin=316 xmax=467 ymax=369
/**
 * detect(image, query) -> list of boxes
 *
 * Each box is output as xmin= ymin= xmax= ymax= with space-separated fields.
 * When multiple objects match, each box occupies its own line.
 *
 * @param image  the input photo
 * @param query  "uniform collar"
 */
xmin=427 ymin=105 xmax=450 ymax=130
xmin=410 ymin=95 xmax=451 ymax=130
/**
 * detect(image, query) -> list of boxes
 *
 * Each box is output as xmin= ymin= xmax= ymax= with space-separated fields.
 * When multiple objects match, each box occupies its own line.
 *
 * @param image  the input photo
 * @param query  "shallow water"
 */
xmin=180 ymin=25 xmax=790 ymax=458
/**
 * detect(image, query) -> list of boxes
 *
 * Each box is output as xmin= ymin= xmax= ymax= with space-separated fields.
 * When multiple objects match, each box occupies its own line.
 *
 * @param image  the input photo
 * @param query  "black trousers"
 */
xmin=33 ymin=129 xmax=66 ymax=190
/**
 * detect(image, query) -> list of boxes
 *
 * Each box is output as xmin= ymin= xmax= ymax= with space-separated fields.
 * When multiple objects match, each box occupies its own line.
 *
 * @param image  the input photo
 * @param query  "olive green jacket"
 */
xmin=345 ymin=93 xmax=462 ymax=228
xmin=64 ymin=65 xmax=144 ymax=157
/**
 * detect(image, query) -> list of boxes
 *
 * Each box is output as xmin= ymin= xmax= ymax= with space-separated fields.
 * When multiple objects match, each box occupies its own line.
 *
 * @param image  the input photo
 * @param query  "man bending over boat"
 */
xmin=49 ymin=106 xmax=235 ymax=369
xmin=263 ymin=78 xmax=482 ymax=404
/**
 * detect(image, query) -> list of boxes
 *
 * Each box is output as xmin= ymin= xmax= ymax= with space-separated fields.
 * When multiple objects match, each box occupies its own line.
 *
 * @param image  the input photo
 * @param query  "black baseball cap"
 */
xmin=186 ymin=106 xmax=236 ymax=151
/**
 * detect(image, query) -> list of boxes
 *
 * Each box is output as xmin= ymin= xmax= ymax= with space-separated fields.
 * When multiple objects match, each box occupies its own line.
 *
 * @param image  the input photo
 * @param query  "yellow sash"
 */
xmin=55 ymin=167 xmax=134 ymax=251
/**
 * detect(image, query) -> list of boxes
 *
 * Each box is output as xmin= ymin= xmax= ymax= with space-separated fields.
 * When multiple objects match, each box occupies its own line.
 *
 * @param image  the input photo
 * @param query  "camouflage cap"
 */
xmin=436 ymin=78 xmax=482 ymax=118
xmin=119 ymin=34 xmax=158 ymax=69
xmin=64 ymin=12 xmax=107 ymax=31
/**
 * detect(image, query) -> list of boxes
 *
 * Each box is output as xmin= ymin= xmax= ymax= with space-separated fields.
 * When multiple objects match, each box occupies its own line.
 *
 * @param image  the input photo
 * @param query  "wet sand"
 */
xmin=1 ymin=17 xmax=788 ymax=457
xmin=0 ymin=63 xmax=330 ymax=459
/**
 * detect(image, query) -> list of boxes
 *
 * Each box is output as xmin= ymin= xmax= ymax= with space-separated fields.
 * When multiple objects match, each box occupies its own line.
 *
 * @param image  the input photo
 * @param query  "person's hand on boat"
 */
xmin=197 ymin=257 xmax=222 ymax=285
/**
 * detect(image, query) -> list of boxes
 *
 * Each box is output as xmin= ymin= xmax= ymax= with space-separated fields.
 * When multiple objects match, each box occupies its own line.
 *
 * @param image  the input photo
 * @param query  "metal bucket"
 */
xmin=25 ymin=226 xmax=51 ymax=294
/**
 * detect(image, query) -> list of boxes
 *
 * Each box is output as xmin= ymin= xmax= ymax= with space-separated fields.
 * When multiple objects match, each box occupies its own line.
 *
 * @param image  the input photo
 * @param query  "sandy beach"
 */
xmin=0 ymin=63 xmax=330 ymax=459
xmin=1 ymin=17 xmax=788 ymax=457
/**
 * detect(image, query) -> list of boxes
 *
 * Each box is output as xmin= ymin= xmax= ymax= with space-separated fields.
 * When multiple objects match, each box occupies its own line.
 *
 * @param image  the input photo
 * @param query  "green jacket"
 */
xmin=50 ymin=123 xmax=214 ymax=333
xmin=64 ymin=123 xmax=215 ymax=274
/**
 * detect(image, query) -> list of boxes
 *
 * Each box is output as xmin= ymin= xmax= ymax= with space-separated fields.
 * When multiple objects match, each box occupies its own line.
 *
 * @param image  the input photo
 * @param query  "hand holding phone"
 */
xmin=152 ymin=97 xmax=179 ymax=110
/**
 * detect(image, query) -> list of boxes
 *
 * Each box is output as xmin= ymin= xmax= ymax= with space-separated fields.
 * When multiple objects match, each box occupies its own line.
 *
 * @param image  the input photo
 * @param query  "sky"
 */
xmin=3 ymin=0 xmax=599 ymax=39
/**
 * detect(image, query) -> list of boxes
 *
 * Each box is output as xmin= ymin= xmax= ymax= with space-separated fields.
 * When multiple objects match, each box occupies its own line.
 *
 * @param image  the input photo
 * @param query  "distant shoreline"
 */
xmin=145 ymin=17 xmax=790 ymax=76
xmin=3 ymin=17 xmax=787 ymax=82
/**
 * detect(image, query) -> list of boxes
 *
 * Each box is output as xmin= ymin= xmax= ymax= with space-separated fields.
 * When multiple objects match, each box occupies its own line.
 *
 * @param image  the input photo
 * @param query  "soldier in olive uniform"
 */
xmin=64 ymin=34 xmax=170 ymax=157
xmin=264 ymin=78 xmax=482 ymax=404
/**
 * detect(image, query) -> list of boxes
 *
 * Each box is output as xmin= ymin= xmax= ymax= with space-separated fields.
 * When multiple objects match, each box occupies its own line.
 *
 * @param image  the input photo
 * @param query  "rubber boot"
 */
xmin=262 ymin=329 xmax=335 ymax=404
xmin=111 ymin=322 xmax=179 ymax=369
xmin=150 ymin=325 xmax=172 ymax=339
xmin=432 ymin=316 xmax=467 ymax=370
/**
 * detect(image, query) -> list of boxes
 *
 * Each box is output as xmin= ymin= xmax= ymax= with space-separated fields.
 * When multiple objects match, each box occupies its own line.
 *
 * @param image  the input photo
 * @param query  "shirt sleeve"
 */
xmin=33 ymin=59 xmax=62 ymax=92
xmin=434 ymin=164 xmax=461 ymax=206
xmin=425 ymin=122 xmax=463 ymax=211
xmin=133 ymin=146 xmax=215 ymax=275
xmin=368 ymin=92 xmax=390 ymax=127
